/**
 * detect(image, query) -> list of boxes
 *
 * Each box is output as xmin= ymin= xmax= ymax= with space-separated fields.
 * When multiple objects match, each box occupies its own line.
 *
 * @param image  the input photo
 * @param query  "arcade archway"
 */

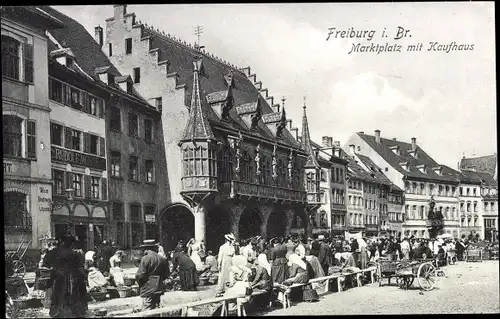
xmin=160 ymin=204 xmax=194 ymax=252
xmin=239 ymin=208 xmax=263 ymax=241
xmin=206 ymin=206 xmax=231 ymax=253
xmin=267 ymin=210 xmax=287 ymax=239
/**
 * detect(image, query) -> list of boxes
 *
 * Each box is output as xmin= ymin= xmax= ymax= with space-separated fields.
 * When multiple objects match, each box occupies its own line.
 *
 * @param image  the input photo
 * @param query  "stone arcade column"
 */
xmin=194 ymin=204 xmax=207 ymax=244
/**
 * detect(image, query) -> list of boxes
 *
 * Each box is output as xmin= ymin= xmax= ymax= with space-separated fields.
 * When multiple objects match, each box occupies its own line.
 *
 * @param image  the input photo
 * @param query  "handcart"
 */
xmin=375 ymin=258 xmax=401 ymax=287
xmin=394 ymin=259 xmax=441 ymax=291
xmin=5 ymin=240 xmax=32 ymax=278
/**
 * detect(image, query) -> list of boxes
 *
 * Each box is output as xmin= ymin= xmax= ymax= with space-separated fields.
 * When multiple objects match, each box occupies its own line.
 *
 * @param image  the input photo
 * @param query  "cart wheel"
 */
xmin=12 ymin=260 xmax=26 ymax=278
xmin=417 ymin=262 xmax=436 ymax=291
xmin=5 ymin=252 xmax=19 ymax=261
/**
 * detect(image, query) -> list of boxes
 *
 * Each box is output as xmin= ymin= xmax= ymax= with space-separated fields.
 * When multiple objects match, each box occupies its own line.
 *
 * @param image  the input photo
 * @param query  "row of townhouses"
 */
xmin=3 ymin=6 xmax=498 ymax=263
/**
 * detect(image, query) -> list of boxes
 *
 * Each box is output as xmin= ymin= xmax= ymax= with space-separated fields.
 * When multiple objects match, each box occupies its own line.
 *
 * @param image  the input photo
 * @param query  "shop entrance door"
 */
xmin=54 ymin=223 xmax=69 ymax=239
xmin=74 ymin=225 xmax=88 ymax=251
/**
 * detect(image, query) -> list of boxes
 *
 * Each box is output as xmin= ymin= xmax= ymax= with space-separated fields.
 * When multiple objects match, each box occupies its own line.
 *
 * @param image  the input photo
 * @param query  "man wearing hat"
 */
xmin=318 ymin=235 xmax=332 ymax=275
xmin=216 ymin=233 xmax=236 ymax=297
xmin=135 ymin=239 xmax=169 ymax=310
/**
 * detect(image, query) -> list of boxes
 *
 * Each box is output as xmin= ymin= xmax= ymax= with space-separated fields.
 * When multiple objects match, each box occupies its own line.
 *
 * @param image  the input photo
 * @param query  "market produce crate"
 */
xmin=466 ymin=249 xmax=482 ymax=262
xmin=90 ymin=291 xmax=107 ymax=301
xmin=117 ymin=287 xmax=132 ymax=298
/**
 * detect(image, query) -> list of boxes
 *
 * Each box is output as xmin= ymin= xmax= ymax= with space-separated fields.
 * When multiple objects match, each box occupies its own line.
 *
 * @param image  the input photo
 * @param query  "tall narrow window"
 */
xmin=110 ymin=107 xmax=121 ymax=131
xmin=23 ymin=43 xmax=34 ymax=83
xmin=91 ymin=177 xmax=100 ymax=199
xmin=89 ymin=134 xmax=99 ymax=155
xmin=73 ymin=173 xmax=83 ymax=197
xmin=3 ymin=115 xmax=23 ymax=157
xmin=108 ymin=42 xmax=113 ymax=56
xmin=129 ymin=156 xmax=138 ymax=181
xmin=111 ymin=151 xmax=121 ymax=177
xmin=145 ymin=160 xmax=154 ymax=182
xmin=53 ymin=170 xmax=64 ymax=195
xmin=26 ymin=120 xmax=36 ymax=159
xmin=125 ymin=38 xmax=132 ymax=54
xmin=1 ymin=36 xmax=20 ymax=80
xmin=126 ymin=82 xmax=133 ymax=94
xmin=51 ymin=123 xmax=63 ymax=146
xmin=133 ymin=67 xmax=140 ymax=83
xmin=71 ymin=129 xmax=82 ymax=151
xmin=144 ymin=119 xmax=153 ymax=143
xmin=128 ymin=113 xmax=138 ymax=137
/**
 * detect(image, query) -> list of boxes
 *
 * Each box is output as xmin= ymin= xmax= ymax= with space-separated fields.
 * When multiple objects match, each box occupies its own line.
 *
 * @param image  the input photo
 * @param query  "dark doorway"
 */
xmin=54 ymin=223 xmax=69 ymax=240
xmin=160 ymin=205 xmax=194 ymax=252
xmin=74 ymin=224 xmax=88 ymax=251
xmin=239 ymin=208 xmax=262 ymax=241
xmin=267 ymin=210 xmax=287 ymax=239
xmin=206 ymin=206 xmax=231 ymax=253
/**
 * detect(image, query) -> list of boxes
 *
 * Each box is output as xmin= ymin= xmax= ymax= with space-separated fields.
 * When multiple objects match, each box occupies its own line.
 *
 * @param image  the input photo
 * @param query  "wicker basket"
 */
xmin=117 ymin=287 xmax=131 ymax=298
xmin=123 ymin=277 xmax=136 ymax=287
xmin=90 ymin=291 xmax=108 ymax=302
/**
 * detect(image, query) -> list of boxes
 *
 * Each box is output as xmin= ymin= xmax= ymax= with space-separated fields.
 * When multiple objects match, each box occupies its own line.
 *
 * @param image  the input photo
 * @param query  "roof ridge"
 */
xmin=138 ymin=20 xmax=244 ymax=75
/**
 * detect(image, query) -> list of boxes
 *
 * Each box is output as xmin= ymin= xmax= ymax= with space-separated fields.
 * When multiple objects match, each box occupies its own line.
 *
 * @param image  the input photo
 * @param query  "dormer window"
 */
xmin=390 ymin=145 xmax=400 ymax=156
xmin=126 ymin=82 xmax=132 ymax=94
xmin=417 ymin=164 xmax=427 ymax=174
xmin=108 ymin=74 xmax=115 ymax=86
xmin=432 ymin=166 xmax=443 ymax=176
xmin=66 ymin=57 xmax=74 ymax=68
xmin=408 ymin=149 xmax=418 ymax=159
xmin=400 ymin=161 xmax=410 ymax=171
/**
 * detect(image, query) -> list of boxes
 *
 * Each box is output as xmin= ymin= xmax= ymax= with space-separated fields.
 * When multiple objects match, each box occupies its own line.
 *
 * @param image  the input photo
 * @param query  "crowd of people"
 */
xmin=24 ymin=230 xmax=493 ymax=317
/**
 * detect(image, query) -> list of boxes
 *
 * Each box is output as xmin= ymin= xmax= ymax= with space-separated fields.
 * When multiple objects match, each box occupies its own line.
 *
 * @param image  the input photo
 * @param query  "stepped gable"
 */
xmin=41 ymin=6 xmax=147 ymax=103
xmin=139 ymin=26 xmax=299 ymax=148
xmin=357 ymin=133 xmax=457 ymax=182
xmin=459 ymin=154 xmax=497 ymax=176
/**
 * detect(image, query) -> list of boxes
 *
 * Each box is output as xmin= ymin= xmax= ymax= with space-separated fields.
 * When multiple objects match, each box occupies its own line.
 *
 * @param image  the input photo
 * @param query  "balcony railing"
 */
xmin=219 ymin=180 xmax=307 ymax=203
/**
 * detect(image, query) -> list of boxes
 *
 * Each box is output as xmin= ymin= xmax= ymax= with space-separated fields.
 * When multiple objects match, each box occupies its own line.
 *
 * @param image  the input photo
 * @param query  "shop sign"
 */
xmin=38 ymin=186 xmax=52 ymax=213
xmin=145 ymin=214 xmax=156 ymax=223
xmin=51 ymin=146 xmax=106 ymax=170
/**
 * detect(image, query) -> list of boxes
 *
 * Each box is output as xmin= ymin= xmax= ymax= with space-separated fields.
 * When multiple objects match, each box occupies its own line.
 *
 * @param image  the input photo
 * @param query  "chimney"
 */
xmin=287 ymin=119 xmax=292 ymax=129
xmin=291 ymin=127 xmax=299 ymax=140
xmin=375 ymin=130 xmax=381 ymax=143
xmin=359 ymin=131 xmax=364 ymax=134
xmin=411 ymin=137 xmax=416 ymax=151
xmin=114 ymin=5 xmax=127 ymax=18
xmin=322 ymin=136 xmax=333 ymax=157
xmin=95 ymin=26 xmax=103 ymax=47
xmin=392 ymin=138 xmax=397 ymax=141
xmin=334 ymin=141 xmax=340 ymax=148
xmin=349 ymin=144 xmax=356 ymax=155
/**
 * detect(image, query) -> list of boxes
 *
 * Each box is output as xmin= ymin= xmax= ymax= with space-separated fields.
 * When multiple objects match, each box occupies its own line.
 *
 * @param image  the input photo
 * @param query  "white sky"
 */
xmin=54 ymin=3 xmax=496 ymax=169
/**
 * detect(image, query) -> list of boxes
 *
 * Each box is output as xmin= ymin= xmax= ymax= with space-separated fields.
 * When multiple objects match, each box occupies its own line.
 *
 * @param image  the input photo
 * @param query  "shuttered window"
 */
xmin=23 ymin=42 xmax=34 ymax=83
xmin=26 ymin=120 xmax=36 ymax=159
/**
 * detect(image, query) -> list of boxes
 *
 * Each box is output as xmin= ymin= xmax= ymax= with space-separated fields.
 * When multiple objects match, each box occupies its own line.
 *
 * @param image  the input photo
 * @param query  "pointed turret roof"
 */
xmin=300 ymin=104 xmax=319 ymax=168
xmin=181 ymin=58 xmax=215 ymax=141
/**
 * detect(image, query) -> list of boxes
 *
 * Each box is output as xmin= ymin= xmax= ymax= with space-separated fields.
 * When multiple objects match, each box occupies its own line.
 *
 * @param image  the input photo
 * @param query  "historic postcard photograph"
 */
xmin=2 ymin=2 xmax=498 ymax=317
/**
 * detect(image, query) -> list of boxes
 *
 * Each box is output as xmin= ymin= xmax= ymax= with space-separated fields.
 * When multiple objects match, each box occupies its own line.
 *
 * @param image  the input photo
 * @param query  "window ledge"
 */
xmin=145 ymin=181 xmax=156 ymax=186
xmin=129 ymin=179 xmax=141 ymax=184
xmin=2 ymin=76 xmax=31 ymax=86
xmin=3 ymin=156 xmax=31 ymax=162
xmin=110 ymin=175 xmax=124 ymax=180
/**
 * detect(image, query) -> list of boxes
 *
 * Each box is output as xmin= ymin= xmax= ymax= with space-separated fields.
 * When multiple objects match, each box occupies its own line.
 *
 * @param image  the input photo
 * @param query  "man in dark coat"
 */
xmin=318 ymin=235 xmax=332 ymax=275
xmin=136 ymin=239 xmax=170 ymax=311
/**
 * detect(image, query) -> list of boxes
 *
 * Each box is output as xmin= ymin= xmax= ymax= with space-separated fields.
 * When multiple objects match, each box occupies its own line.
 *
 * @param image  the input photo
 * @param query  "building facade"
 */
xmin=42 ymin=6 xmax=169 ymax=250
xmin=459 ymin=155 xmax=498 ymax=241
xmin=103 ymin=5 xmax=315 ymax=252
xmin=2 ymin=6 xmax=64 ymax=252
xmin=346 ymin=130 xmax=460 ymax=238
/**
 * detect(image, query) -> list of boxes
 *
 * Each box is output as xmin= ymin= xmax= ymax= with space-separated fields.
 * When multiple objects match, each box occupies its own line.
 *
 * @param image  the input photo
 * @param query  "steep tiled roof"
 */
xmin=41 ymin=6 xmax=151 ymax=106
xmin=338 ymin=148 xmax=377 ymax=183
xmin=300 ymin=106 xmax=319 ymax=168
xmin=459 ymin=154 xmax=497 ymax=175
xmin=357 ymin=133 xmax=458 ymax=183
xmin=181 ymin=59 xmax=215 ymax=141
xmin=137 ymin=26 xmax=300 ymax=148
xmin=461 ymin=170 xmax=497 ymax=187
xmin=309 ymin=140 xmax=348 ymax=166
xmin=356 ymin=154 xmax=392 ymax=185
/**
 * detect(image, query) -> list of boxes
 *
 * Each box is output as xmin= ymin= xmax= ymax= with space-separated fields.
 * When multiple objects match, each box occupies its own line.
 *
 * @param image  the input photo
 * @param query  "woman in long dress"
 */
xmin=171 ymin=244 xmax=199 ymax=291
xmin=282 ymin=254 xmax=318 ymax=302
xmin=270 ymin=238 xmax=288 ymax=284
xmin=109 ymin=250 xmax=125 ymax=286
xmin=46 ymin=235 xmax=88 ymax=318
xmin=216 ymin=234 xmax=235 ymax=296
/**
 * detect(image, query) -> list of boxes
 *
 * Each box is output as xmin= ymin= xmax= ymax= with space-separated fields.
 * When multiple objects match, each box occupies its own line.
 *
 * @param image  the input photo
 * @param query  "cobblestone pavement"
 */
xmin=263 ymin=261 xmax=500 ymax=315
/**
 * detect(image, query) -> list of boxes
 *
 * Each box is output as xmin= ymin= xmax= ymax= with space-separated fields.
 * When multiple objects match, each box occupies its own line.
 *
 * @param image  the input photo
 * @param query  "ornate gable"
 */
xmin=235 ymin=95 xmax=262 ymax=130
xmin=206 ymin=71 xmax=234 ymax=121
